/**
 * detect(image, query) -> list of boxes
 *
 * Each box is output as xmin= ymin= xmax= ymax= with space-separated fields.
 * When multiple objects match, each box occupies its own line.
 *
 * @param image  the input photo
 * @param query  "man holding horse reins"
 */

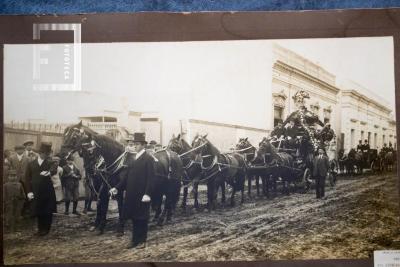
xmin=110 ymin=132 xmax=155 ymax=249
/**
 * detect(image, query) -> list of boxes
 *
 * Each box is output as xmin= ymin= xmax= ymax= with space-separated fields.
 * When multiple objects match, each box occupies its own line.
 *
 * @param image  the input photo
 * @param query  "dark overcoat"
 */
xmin=25 ymin=158 xmax=57 ymax=216
xmin=116 ymin=151 xmax=155 ymax=220
xmin=285 ymin=126 xmax=298 ymax=139
xmin=313 ymin=155 xmax=330 ymax=177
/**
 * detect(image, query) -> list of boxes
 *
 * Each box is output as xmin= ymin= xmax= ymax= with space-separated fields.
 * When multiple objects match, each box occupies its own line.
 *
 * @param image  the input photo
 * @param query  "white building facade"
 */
xmin=271 ymin=44 xmax=341 ymax=138
xmin=339 ymin=80 xmax=396 ymax=152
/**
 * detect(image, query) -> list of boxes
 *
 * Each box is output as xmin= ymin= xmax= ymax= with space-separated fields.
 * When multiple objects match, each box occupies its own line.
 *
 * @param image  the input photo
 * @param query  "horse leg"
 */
xmin=193 ymin=181 xmax=200 ymax=210
xmin=97 ymin=185 xmax=109 ymax=235
xmin=240 ymin=175 xmax=245 ymax=204
xmin=247 ymin=174 xmax=252 ymax=198
xmin=152 ymin=195 xmax=162 ymax=222
xmin=164 ymin=195 xmax=173 ymax=224
xmin=207 ymin=179 xmax=215 ymax=211
xmin=181 ymin=184 xmax=188 ymax=210
xmin=230 ymin=180 xmax=236 ymax=207
xmin=116 ymin=190 xmax=125 ymax=235
xmin=262 ymin=175 xmax=267 ymax=197
xmin=256 ymin=175 xmax=260 ymax=196
xmin=221 ymin=179 xmax=226 ymax=206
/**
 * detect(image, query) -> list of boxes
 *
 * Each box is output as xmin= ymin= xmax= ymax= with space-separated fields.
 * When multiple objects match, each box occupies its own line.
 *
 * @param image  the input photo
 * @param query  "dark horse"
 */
xmin=347 ymin=149 xmax=363 ymax=175
xmin=61 ymin=122 xmax=125 ymax=234
xmin=257 ymin=138 xmax=305 ymax=194
xmin=236 ymin=138 xmax=272 ymax=198
xmin=167 ymin=134 xmax=202 ymax=210
xmin=192 ymin=134 xmax=246 ymax=209
xmin=62 ymin=122 xmax=183 ymax=228
xmin=382 ymin=151 xmax=396 ymax=172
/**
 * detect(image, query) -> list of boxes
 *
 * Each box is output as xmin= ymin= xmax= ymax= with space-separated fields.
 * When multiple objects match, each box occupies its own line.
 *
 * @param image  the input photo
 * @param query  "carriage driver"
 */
xmin=270 ymin=120 xmax=285 ymax=147
xmin=285 ymin=119 xmax=298 ymax=149
xmin=388 ymin=142 xmax=394 ymax=153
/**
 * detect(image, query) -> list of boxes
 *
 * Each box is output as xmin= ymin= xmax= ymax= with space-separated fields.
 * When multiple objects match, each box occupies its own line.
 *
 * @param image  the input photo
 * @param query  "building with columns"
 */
xmin=271 ymin=43 xmax=341 ymax=137
xmin=74 ymin=43 xmax=396 ymax=154
xmin=338 ymin=80 xmax=396 ymax=152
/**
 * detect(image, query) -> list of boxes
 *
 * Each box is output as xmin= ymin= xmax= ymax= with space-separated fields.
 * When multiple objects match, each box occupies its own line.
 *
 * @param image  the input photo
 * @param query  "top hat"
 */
xmin=39 ymin=142 xmax=52 ymax=154
xmin=149 ymin=140 xmax=157 ymax=145
xmin=132 ymin=132 xmax=147 ymax=144
xmin=23 ymin=140 xmax=34 ymax=146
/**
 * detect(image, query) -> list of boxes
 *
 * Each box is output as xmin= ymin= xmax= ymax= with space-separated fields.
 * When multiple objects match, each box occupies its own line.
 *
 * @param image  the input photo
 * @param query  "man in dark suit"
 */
xmin=313 ymin=148 xmax=329 ymax=199
xmin=110 ymin=132 xmax=155 ymax=249
xmin=25 ymin=142 xmax=57 ymax=236
xmin=356 ymin=140 xmax=363 ymax=152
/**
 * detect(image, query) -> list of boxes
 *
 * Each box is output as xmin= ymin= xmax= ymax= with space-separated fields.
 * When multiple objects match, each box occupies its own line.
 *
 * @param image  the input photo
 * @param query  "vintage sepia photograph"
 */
xmin=3 ymin=36 xmax=399 ymax=264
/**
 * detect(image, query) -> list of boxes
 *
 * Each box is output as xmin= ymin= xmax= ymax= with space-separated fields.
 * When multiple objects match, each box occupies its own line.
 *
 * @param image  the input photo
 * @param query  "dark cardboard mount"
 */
xmin=1 ymin=8 xmax=400 ymax=267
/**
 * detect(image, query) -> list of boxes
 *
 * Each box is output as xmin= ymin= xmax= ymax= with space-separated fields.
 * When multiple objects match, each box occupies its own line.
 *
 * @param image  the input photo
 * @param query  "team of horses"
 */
xmin=338 ymin=148 xmax=396 ymax=175
xmin=59 ymin=122 xmax=396 ymax=230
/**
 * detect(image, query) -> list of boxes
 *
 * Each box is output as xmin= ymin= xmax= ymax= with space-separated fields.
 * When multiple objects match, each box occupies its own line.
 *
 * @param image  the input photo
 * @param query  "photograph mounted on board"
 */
xmin=3 ymin=36 xmax=399 ymax=264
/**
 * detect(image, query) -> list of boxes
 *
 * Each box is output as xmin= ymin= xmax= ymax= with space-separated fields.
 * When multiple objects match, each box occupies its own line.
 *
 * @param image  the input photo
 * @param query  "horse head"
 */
xmin=168 ymin=133 xmax=191 ymax=155
xmin=62 ymin=121 xmax=98 ymax=159
xmin=191 ymin=134 xmax=209 ymax=156
xmin=236 ymin=137 xmax=251 ymax=150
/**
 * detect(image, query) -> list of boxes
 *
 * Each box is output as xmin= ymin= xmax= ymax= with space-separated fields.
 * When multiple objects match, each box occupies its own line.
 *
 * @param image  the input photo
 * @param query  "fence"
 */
xmin=5 ymin=121 xmax=70 ymax=134
xmin=4 ymin=127 xmax=88 ymax=197
xmin=4 ymin=127 xmax=64 ymax=153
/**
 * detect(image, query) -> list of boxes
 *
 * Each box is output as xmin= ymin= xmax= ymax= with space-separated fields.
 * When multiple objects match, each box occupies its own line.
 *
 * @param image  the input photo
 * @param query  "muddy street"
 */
xmin=4 ymin=172 xmax=400 ymax=264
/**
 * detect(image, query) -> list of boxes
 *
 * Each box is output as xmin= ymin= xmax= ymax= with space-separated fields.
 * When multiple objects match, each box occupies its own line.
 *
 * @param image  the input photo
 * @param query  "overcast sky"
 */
xmin=4 ymin=37 xmax=395 ymax=128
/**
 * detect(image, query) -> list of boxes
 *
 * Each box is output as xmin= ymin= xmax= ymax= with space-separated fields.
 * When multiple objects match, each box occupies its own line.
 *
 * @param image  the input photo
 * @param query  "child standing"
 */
xmin=4 ymin=169 xmax=26 ymax=232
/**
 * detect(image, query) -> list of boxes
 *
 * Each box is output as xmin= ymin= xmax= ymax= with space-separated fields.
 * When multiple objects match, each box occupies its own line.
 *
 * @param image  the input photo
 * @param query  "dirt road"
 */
xmin=4 ymin=172 xmax=400 ymax=264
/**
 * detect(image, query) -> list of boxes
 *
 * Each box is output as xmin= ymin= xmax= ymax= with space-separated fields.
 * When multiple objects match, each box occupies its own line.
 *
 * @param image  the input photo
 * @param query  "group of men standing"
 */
xmin=3 ymin=140 xmax=87 ymax=235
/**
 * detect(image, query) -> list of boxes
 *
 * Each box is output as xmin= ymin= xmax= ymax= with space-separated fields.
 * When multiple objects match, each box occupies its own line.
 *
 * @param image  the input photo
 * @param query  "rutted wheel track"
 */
xmin=4 ymin=172 xmax=399 ymax=264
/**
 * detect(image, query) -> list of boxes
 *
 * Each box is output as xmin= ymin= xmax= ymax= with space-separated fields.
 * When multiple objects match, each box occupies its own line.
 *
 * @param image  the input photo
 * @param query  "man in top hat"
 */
xmin=388 ymin=142 xmax=394 ymax=153
xmin=25 ymin=142 xmax=57 ymax=236
xmin=9 ymin=145 xmax=29 ymax=193
xmin=356 ymin=140 xmax=363 ymax=152
xmin=23 ymin=140 xmax=38 ymax=162
xmin=312 ymin=147 xmax=330 ymax=199
xmin=271 ymin=120 xmax=285 ymax=139
xmin=110 ymin=132 xmax=155 ymax=249
xmin=363 ymin=139 xmax=370 ymax=152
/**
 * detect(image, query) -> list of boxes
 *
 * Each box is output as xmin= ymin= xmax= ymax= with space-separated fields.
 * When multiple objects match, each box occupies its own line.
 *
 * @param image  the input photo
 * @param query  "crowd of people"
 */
xmin=3 ymin=140 xmax=96 ymax=235
xmin=3 ymin=135 xmax=162 ymax=249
